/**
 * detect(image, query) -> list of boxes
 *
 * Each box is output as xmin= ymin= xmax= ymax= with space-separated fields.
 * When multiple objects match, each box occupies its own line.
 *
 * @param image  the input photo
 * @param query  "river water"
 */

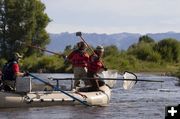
xmin=0 ymin=73 xmax=179 ymax=119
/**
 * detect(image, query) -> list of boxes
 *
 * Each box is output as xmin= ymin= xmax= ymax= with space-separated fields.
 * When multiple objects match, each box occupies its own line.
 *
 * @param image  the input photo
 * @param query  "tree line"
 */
xmin=0 ymin=36 xmax=177 ymax=74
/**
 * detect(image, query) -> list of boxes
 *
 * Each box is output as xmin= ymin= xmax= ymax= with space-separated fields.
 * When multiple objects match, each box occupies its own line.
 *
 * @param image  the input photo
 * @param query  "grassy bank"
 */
xmin=10 ymin=54 xmax=178 ymax=78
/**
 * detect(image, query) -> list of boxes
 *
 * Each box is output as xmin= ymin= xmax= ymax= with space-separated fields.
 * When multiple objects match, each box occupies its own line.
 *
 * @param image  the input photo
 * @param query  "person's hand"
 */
xmin=23 ymin=71 xmax=29 ymax=77
xmin=92 ymin=55 xmax=99 ymax=61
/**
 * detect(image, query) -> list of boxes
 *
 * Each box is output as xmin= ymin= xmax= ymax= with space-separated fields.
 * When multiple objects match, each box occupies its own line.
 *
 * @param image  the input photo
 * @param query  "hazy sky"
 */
xmin=41 ymin=0 xmax=180 ymax=34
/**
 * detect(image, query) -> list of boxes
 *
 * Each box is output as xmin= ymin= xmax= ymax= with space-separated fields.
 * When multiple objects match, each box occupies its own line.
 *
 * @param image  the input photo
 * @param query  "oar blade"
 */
xmin=123 ymin=71 xmax=137 ymax=90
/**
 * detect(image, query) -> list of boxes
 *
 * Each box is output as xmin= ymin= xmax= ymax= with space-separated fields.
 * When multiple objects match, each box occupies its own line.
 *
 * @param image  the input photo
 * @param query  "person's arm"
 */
xmin=102 ymin=62 xmax=108 ymax=71
xmin=96 ymin=61 xmax=107 ymax=73
xmin=12 ymin=64 xmax=24 ymax=77
xmin=66 ymin=51 xmax=75 ymax=63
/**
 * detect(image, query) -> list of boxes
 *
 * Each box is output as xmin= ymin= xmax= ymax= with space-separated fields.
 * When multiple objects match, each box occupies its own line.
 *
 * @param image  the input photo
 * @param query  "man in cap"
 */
xmin=1 ymin=53 xmax=28 ymax=91
xmin=66 ymin=41 xmax=89 ymax=87
xmin=86 ymin=45 xmax=107 ymax=91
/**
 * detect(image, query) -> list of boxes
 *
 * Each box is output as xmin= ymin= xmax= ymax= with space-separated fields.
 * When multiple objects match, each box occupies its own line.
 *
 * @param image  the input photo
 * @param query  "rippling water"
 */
xmin=0 ymin=73 xmax=179 ymax=119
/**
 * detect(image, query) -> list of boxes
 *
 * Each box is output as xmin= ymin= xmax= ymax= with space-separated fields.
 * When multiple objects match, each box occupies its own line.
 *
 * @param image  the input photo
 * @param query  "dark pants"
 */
xmin=2 ymin=80 xmax=16 ymax=91
xmin=78 ymin=72 xmax=105 ymax=92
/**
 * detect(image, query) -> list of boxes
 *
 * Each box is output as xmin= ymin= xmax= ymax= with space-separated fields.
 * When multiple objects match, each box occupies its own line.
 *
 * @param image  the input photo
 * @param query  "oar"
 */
xmin=17 ymin=41 xmax=64 ymax=57
xmin=27 ymin=45 xmax=63 ymax=56
xmin=28 ymin=73 xmax=91 ymax=106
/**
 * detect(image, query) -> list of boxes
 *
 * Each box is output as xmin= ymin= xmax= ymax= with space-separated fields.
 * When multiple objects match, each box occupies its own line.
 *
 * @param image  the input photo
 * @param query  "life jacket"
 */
xmin=1 ymin=61 xmax=17 ymax=81
xmin=88 ymin=55 xmax=104 ymax=73
xmin=68 ymin=50 xmax=89 ymax=67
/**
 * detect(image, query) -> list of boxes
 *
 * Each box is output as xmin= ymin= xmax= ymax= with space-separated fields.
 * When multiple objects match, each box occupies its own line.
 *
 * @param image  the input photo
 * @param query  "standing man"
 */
xmin=1 ymin=53 xmax=27 ymax=91
xmin=87 ymin=45 xmax=107 ymax=91
xmin=66 ymin=41 xmax=89 ymax=87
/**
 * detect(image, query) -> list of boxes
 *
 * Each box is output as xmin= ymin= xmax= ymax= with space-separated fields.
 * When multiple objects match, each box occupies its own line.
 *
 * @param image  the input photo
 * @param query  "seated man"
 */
xmin=1 ymin=53 xmax=27 ymax=91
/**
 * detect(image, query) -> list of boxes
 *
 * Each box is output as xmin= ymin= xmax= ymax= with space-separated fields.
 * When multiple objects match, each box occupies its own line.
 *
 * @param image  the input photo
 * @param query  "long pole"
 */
xmin=17 ymin=41 xmax=63 ymax=57
xmin=76 ymin=32 xmax=97 ymax=56
xmin=28 ymin=73 xmax=91 ymax=106
xmin=50 ymin=77 xmax=164 ymax=83
xmin=76 ymin=32 xmax=106 ymax=67
xmin=27 ymin=44 xmax=63 ymax=56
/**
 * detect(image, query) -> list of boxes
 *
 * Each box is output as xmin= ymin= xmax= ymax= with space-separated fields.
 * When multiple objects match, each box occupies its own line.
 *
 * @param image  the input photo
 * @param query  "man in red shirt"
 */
xmin=2 ymin=53 xmax=27 ymax=91
xmin=87 ymin=46 xmax=107 ymax=91
xmin=66 ymin=42 xmax=89 ymax=87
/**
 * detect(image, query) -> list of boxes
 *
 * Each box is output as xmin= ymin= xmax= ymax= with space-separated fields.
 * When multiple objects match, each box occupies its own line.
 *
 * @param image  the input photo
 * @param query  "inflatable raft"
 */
xmin=0 ymin=77 xmax=111 ymax=108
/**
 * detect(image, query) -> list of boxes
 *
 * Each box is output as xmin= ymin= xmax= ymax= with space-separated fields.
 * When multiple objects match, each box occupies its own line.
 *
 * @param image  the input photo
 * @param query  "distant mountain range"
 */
xmin=46 ymin=32 xmax=180 ymax=52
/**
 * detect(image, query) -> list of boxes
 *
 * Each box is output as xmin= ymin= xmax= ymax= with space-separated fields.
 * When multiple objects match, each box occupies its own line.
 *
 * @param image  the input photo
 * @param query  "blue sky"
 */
xmin=41 ymin=0 xmax=180 ymax=34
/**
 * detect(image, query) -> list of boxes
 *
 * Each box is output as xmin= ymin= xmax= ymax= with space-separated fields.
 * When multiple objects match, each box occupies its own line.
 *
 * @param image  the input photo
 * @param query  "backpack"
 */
xmin=1 ymin=61 xmax=16 ymax=81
